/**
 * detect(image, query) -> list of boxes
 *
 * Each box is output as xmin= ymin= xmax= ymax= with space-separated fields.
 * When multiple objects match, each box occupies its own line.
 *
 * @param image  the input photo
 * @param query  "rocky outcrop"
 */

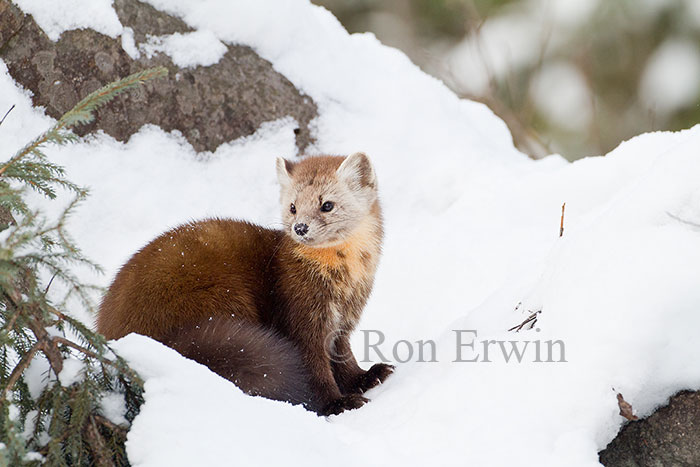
xmin=599 ymin=390 xmax=700 ymax=467
xmin=0 ymin=0 xmax=317 ymax=153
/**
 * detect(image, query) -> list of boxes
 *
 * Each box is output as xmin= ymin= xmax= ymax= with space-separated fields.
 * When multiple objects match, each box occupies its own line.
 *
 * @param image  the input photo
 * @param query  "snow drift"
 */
xmin=2 ymin=1 xmax=700 ymax=466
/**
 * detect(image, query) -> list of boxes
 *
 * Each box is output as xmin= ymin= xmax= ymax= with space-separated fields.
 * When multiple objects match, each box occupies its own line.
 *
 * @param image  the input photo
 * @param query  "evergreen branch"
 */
xmin=0 ymin=67 xmax=163 ymax=464
xmin=58 ymin=67 xmax=168 ymax=128
xmin=93 ymin=413 xmax=127 ymax=433
xmin=1 ymin=308 xmax=21 ymax=333
xmin=85 ymin=415 xmax=112 ymax=467
xmin=0 ymin=66 xmax=167 ymax=178
xmin=50 ymin=337 xmax=118 ymax=370
xmin=1 ymin=340 xmax=42 ymax=400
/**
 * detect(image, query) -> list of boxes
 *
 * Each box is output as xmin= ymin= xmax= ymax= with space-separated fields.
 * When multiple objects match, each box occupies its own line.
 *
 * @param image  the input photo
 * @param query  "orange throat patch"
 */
xmin=292 ymin=217 xmax=381 ymax=283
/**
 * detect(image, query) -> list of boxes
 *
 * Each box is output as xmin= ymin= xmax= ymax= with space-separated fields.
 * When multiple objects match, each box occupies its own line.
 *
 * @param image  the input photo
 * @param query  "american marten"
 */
xmin=97 ymin=153 xmax=393 ymax=415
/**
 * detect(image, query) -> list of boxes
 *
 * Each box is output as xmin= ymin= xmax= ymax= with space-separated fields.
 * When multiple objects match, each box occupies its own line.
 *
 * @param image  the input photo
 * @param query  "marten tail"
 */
xmin=164 ymin=317 xmax=321 ymax=413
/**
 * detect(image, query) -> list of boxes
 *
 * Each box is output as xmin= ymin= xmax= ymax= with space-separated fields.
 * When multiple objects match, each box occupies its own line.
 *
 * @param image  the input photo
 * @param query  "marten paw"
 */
xmin=356 ymin=363 xmax=394 ymax=393
xmin=322 ymin=394 xmax=368 ymax=416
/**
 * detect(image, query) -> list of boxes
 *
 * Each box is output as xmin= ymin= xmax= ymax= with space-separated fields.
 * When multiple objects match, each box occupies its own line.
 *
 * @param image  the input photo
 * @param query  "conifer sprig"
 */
xmin=0 ymin=66 xmax=167 ymax=466
xmin=0 ymin=67 xmax=168 ymax=209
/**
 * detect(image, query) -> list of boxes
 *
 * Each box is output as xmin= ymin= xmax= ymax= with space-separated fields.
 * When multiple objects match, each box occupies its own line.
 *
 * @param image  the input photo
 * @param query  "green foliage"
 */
xmin=0 ymin=67 xmax=167 ymax=466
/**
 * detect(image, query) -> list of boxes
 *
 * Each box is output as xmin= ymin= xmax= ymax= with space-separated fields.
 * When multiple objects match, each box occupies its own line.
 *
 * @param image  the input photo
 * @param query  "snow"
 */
xmin=57 ymin=357 xmax=84 ymax=387
xmin=23 ymin=452 xmax=45 ymax=463
xmin=120 ymin=27 xmax=140 ymax=60
xmin=99 ymin=392 xmax=128 ymax=426
xmin=3 ymin=1 xmax=700 ymax=466
xmin=24 ymin=354 xmax=52 ymax=400
xmin=140 ymin=30 xmax=227 ymax=68
xmin=12 ymin=0 xmax=123 ymax=42
xmin=112 ymin=335 xmax=362 ymax=466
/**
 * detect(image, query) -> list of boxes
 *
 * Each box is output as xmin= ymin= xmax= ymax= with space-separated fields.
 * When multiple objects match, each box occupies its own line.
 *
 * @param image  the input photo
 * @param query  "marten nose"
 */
xmin=294 ymin=223 xmax=309 ymax=237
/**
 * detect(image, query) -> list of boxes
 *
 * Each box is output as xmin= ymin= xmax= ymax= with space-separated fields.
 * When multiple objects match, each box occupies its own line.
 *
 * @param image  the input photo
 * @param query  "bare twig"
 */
xmin=27 ymin=316 xmax=63 ymax=375
xmin=51 ymin=336 xmax=120 ymax=372
xmin=0 ymin=105 xmax=15 ymax=128
xmin=508 ymin=310 xmax=541 ymax=332
xmin=1 ymin=289 xmax=64 ymax=396
xmin=560 ymin=202 xmax=566 ymax=237
xmin=44 ymin=272 xmax=58 ymax=295
xmin=2 ymin=308 xmax=22 ymax=333
xmin=51 ymin=335 xmax=101 ymax=360
xmin=3 ymin=329 xmax=122 ymax=400
xmin=47 ymin=305 xmax=67 ymax=321
xmin=93 ymin=413 xmax=128 ymax=432
xmin=1 ymin=341 xmax=43 ymax=400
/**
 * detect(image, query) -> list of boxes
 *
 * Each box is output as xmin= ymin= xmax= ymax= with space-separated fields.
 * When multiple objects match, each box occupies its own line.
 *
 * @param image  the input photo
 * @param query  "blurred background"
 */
xmin=312 ymin=0 xmax=700 ymax=160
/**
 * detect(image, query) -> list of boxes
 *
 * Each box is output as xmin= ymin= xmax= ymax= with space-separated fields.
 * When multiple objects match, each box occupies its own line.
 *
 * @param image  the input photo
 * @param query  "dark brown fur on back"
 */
xmin=98 ymin=219 xmax=282 ymax=342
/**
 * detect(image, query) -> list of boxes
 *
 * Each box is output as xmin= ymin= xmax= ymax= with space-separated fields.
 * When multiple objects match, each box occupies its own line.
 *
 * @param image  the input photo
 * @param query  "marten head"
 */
xmin=276 ymin=153 xmax=379 ymax=247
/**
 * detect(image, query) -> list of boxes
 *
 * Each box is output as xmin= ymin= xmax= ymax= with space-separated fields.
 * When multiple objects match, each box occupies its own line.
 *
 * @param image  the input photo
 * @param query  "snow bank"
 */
xmin=13 ymin=0 xmax=122 ymax=41
xmin=3 ymin=1 xmax=700 ymax=466
xmin=139 ymin=30 xmax=228 ymax=68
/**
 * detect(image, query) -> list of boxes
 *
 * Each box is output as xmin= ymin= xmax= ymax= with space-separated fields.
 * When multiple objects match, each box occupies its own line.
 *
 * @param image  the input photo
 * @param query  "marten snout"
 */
xmin=294 ymin=223 xmax=309 ymax=237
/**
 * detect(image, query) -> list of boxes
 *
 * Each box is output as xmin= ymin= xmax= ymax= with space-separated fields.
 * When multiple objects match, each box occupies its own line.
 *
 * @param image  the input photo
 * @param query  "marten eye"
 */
xmin=321 ymin=201 xmax=334 ymax=212
xmin=290 ymin=203 xmax=296 ymax=214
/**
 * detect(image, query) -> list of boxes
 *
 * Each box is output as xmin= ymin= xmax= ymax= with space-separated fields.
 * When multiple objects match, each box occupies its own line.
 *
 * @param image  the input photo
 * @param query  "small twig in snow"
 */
xmin=44 ymin=273 xmax=58 ymax=295
xmin=0 ymin=105 xmax=15 ymax=128
xmin=508 ymin=310 xmax=541 ymax=332
xmin=560 ymin=202 xmax=566 ymax=237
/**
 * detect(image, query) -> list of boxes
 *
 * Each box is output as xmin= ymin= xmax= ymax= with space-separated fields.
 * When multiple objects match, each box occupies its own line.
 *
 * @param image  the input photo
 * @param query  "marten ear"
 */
xmin=276 ymin=157 xmax=293 ymax=188
xmin=336 ymin=152 xmax=376 ymax=189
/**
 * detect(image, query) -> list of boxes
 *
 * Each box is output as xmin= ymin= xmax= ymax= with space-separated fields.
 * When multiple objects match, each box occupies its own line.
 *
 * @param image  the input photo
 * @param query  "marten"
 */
xmin=97 ymin=152 xmax=393 ymax=416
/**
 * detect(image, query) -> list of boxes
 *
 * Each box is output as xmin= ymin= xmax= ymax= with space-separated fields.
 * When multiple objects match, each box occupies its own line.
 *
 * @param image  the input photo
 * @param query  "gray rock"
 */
xmin=599 ymin=390 xmax=700 ymax=467
xmin=0 ymin=0 xmax=317 ymax=153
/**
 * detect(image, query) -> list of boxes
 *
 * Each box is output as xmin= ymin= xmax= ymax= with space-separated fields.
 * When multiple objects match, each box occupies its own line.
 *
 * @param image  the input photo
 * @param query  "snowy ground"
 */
xmin=4 ymin=1 xmax=700 ymax=466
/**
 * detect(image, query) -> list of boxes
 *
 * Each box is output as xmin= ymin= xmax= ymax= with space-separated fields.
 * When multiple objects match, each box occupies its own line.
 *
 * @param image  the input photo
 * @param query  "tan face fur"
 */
xmin=276 ymin=153 xmax=378 ymax=248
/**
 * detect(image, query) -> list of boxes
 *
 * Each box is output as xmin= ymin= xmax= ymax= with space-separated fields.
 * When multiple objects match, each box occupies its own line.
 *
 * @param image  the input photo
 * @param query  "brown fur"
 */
xmin=97 ymin=153 xmax=393 ymax=415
